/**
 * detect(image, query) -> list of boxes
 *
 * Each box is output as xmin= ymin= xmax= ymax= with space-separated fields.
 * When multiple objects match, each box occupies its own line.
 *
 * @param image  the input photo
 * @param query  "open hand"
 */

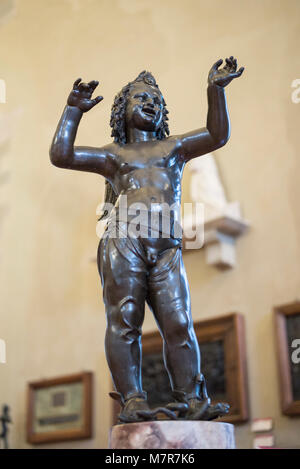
xmin=208 ymin=56 xmax=244 ymax=88
xmin=67 ymin=78 xmax=103 ymax=112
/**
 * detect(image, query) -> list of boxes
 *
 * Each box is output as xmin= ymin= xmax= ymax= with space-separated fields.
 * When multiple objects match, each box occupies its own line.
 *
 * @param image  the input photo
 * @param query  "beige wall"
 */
xmin=0 ymin=0 xmax=299 ymax=448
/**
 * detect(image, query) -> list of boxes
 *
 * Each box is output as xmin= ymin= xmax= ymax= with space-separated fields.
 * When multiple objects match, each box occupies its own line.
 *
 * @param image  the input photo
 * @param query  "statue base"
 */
xmin=109 ymin=420 xmax=235 ymax=449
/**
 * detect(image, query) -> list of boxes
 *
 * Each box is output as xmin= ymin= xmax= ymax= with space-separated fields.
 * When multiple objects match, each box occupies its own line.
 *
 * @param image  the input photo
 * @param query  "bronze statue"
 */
xmin=50 ymin=57 xmax=244 ymax=423
xmin=0 ymin=404 xmax=11 ymax=449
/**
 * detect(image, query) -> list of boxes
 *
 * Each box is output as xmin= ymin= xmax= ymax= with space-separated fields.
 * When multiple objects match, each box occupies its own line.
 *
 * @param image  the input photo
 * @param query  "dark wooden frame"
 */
xmin=27 ymin=371 xmax=93 ymax=444
xmin=112 ymin=313 xmax=249 ymax=424
xmin=274 ymin=301 xmax=300 ymax=416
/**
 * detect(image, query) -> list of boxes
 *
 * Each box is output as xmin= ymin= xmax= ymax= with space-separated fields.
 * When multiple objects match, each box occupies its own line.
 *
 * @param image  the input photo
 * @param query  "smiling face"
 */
xmin=125 ymin=82 xmax=164 ymax=133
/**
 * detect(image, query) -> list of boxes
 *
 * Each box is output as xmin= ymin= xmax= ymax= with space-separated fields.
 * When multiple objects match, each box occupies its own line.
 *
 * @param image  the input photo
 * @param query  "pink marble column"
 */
xmin=109 ymin=421 xmax=235 ymax=449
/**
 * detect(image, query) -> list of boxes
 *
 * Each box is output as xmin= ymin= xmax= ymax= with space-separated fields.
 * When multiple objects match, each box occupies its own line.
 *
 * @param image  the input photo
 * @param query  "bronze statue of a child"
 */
xmin=50 ymin=57 xmax=244 ymax=423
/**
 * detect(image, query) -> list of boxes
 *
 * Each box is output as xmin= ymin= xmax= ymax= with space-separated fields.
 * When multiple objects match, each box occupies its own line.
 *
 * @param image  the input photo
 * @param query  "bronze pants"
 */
xmin=97 ymin=221 xmax=201 ymax=401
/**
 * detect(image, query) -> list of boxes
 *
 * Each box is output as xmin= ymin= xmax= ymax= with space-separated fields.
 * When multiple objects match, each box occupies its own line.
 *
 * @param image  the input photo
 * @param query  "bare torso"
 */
xmin=106 ymin=137 xmax=184 ymax=211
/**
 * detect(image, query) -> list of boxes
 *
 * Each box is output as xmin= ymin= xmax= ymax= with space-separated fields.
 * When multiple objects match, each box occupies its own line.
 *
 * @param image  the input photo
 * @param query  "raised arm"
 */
xmin=50 ymin=79 xmax=115 ymax=179
xmin=179 ymin=57 xmax=244 ymax=162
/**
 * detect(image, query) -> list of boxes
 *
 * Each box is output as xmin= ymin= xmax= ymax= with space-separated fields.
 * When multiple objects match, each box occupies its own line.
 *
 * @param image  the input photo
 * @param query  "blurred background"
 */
xmin=0 ymin=0 xmax=299 ymax=449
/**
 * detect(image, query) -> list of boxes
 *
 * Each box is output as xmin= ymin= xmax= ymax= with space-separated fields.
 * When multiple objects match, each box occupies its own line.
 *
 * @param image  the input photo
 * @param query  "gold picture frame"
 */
xmin=274 ymin=302 xmax=300 ymax=416
xmin=27 ymin=372 xmax=92 ymax=444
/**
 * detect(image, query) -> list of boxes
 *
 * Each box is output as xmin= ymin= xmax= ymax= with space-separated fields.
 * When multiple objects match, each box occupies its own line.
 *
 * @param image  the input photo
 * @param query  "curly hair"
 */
xmin=99 ymin=71 xmax=170 ymax=220
xmin=110 ymin=70 xmax=169 ymax=144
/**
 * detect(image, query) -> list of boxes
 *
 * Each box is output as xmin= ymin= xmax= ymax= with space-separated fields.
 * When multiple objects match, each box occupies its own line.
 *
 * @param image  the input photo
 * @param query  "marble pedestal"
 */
xmin=109 ymin=421 xmax=235 ymax=449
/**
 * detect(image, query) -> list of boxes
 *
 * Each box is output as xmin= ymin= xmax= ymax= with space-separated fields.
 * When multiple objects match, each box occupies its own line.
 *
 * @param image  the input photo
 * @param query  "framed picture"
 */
xmin=274 ymin=301 xmax=300 ymax=416
xmin=112 ymin=313 xmax=249 ymax=424
xmin=27 ymin=372 xmax=93 ymax=444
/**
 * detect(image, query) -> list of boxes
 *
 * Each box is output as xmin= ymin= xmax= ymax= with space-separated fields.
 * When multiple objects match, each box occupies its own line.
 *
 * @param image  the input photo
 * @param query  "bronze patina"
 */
xmin=50 ymin=57 xmax=244 ymax=423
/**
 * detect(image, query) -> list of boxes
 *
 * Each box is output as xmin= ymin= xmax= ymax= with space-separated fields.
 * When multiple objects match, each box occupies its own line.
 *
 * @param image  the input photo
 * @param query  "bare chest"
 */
xmin=115 ymin=139 xmax=181 ymax=174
